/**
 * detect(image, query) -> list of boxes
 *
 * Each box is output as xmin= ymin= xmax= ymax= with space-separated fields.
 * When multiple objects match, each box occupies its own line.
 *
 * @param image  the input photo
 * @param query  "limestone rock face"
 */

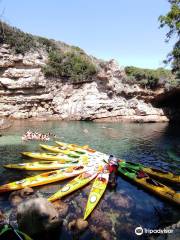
xmin=0 ymin=44 xmax=171 ymax=122
xmin=0 ymin=118 xmax=12 ymax=129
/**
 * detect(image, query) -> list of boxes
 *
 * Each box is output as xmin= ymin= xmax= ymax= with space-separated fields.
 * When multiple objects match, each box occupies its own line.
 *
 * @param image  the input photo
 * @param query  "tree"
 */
xmin=159 ymin=0 xmax=180 ymax=79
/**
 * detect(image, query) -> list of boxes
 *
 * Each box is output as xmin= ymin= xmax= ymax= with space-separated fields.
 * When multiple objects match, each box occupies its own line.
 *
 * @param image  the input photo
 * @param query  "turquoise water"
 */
xmin=0 ymin=120 xmax=180 ymax=240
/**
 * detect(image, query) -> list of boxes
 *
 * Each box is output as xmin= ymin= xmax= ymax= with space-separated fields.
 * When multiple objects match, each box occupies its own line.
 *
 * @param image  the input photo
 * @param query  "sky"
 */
xmin=0 ymin=0 xmax=176 ymax=69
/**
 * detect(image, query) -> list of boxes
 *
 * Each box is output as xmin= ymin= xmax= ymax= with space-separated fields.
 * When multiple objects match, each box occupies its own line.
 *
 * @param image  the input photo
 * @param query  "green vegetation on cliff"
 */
xmin=43 ymin=51 xmax=97 ymax=83
xmin=125 ymin=66 xmax=176 ymax=89
xmin=0 ymin=21 xmax=97 ymax=83
xmin=0 ymin=21 xmax=56 ymax=53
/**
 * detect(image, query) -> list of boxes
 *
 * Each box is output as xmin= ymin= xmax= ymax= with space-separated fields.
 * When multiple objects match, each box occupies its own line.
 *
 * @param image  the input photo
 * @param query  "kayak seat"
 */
xmin=74 ymin=166 xmax=84 ymax=170
xmin=46 ymin=153 xmax=58 ymax=156
xmin=46 ymin=172 xmax=58 ymax=177
xmin=146 ymin=178 xmax=163 ymax=187
xmin=98 ymin=177 xmax=106 ymax=182
xmin=39 ymin=161 xmax=54 ymax=164
xmin=122 ymin=167 xmax=135 ymax=174
xmin=127 ymin=161 xmax=140 ymax=166
xmin=136 ymin=171 xmax=149 ymax=179
xmin=150 ymin=168 xmax=169 ymax=174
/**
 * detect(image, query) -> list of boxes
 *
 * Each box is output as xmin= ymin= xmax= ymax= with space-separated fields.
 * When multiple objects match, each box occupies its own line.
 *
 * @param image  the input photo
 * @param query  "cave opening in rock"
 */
xmin=152 ymin=89 xmax=180 ymax=108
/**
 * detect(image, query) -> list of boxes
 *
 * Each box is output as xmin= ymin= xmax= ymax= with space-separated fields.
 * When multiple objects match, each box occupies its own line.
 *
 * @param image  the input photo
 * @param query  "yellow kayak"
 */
xmin=4 ymin=161 xmax=79 ymax=171
xmin=0 ymin=165 xmax=86 ymax=193
xmin=84 ymin=171 xmax=109 ymax=220
xmin=40 ymin=144 xmax=86 ymax=155
xmin=135 ymin=175 xmax=180 ymax=205
xmin=118 ymin=166 xmax=180 ymax=205
xmin=55 ymin=141 xmax=96 ymax=153
xmin=21 ymin=152 xmax=80 ymax=161
xmin=143 ymin=167 xmax=180 ymax=184
xmin=48 ymin=172 xmax=97 ymax=202
xmin=38 ymin=145 xmax=108 ymax=166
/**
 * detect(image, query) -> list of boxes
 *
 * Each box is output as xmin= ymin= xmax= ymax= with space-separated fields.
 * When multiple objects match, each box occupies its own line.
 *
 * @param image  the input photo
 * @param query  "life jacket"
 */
xmin=107 ymin=155 xmax=118 ymax=187
xmin=108 ymin=164 xmax=118 ymax=174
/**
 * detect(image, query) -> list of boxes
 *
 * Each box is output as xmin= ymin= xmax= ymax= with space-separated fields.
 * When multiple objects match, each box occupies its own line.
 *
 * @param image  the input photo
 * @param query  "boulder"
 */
xmin=17 ymin=198 xmax=62 ymax=237
xmin=68 ymin=218 xmax=88 ymax=232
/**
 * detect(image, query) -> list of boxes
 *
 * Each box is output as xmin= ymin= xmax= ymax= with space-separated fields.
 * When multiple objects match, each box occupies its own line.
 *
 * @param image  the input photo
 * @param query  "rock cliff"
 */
xmin=0 ymin=42 xmax=179 ymax=122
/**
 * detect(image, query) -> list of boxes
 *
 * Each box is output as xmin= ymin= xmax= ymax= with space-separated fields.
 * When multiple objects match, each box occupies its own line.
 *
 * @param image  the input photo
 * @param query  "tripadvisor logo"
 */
xmin=135 ymin=226 xmax=174 ymax=235
xmin=135 ymin=227 xmax=143 ymax=236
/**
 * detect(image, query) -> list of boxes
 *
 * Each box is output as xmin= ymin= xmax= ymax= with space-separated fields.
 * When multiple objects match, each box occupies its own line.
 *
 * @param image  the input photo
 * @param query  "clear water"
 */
xmin=0 ymin=120 xmax=179 ymax=240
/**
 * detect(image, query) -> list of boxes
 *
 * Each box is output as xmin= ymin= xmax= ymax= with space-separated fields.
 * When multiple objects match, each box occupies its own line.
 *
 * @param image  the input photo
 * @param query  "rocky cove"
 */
xmin=0 ymin=43 xmax=179 ymax=123
xmin=0 ymin=1 xmax=180 ymax=238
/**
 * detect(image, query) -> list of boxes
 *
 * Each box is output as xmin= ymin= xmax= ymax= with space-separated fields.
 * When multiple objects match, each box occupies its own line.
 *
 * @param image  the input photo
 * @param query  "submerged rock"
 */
xmin=52 ymin=200 xmax=69 ymax=217
xmin=68 ymin=219 xmax=76 ymax=231
xmin=9 ymin=187 xmax=34 ymax=207
xmin=109 ymin=192 xmax=134 ymax=209
xmin=83 ymin=129 xmax=89 ymax=134
xmin=17 ymin=198 xmax=62 ymax=237
xmin=99 ymin=229 xmax=112 ymax=240
xmin=91 ymin=209 xmax=112 ymax=229
xmin=19 ymin=187 xmax=34 ymax=198
xmin=9 ymin=193 xmax=23 ymax=207
xmin=76 ymin=218 xmax=88 ymax=231
xmin=90 ymin=225 xmax=114 ymax=240
xmin=68 ymin=218 xmax=88 ymax=232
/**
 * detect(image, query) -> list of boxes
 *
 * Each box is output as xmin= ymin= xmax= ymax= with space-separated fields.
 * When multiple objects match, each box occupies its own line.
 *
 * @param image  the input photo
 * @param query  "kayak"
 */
xmin=55 ymin=141 xmax=96 ymax=153
xmin=118 ymin=160 xmax=180 ymax=184
xmin=4 ymin=161 xmax=79 ymax=171
xmin=40 ymin=144 xmax=87 ymax=155
xmin=21 ymin=152 xmax=80 ymax=161
xmin=118 ymin=166 xmax=180 ymax=205
xmin=48 ymin=172 xmax=97 ymax=202
xmin=0 ymin=166 xmax=86 ymax=193
xmin=39 ymin=144 xmax=109 ymax=165
xmin=84 ymin=171 xmax=109 ymax=220
xmin=4 ymin=155 xmax=91 ymax=171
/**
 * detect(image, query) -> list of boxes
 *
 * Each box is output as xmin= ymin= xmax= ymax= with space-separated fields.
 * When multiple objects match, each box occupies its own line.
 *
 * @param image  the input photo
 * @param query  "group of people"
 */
xmin=22 ymin=130 xmax=57 ymax=142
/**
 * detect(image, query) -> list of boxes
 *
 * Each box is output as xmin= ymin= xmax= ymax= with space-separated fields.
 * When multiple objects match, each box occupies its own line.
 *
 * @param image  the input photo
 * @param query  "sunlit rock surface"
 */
xmin=0 ymin=44 xmax=178 ymax=122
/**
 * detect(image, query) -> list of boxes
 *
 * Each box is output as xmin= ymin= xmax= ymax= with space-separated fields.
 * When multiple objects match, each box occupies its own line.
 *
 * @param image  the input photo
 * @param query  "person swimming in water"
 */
xmin=22 ymin=130 xmax=53 ymax=142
